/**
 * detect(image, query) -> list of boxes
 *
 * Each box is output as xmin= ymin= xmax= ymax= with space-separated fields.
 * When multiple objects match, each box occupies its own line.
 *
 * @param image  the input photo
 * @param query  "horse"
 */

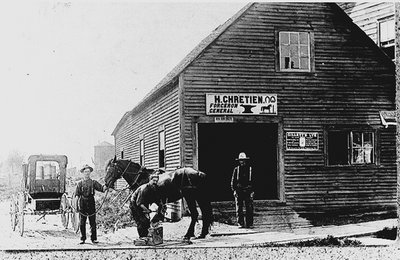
xmin=104 ymin=157 xmax=213 ymax=240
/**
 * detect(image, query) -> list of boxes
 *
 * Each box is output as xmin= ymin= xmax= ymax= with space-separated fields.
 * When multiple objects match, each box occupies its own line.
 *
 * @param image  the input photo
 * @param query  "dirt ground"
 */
xmin=0 ymin=199 xmax=249 ymax=250
xmin=2 ymin=199 xmax=400 ymax=259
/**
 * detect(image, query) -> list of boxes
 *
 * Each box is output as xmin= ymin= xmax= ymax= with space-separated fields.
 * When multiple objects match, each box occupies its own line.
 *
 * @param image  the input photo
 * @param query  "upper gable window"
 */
xmin=279 ymin=32 xmax=311 ymax=72
xmin=378 ymin=17 xmax=395 ymax=60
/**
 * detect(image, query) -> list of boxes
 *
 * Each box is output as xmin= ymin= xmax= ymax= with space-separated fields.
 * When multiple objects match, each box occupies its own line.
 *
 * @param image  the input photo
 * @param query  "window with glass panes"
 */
xmin=158 ymin=130 xmax=165 ymax=168
xmin=139 ymin=138 xmax=144 ymax=165
xmin=378 ymin=17 xmax=395 ymax=59
xmin=279 ymin=32 xmax=310 ymax=71
xmin=328 ymin=130 xmax=375 ymax=166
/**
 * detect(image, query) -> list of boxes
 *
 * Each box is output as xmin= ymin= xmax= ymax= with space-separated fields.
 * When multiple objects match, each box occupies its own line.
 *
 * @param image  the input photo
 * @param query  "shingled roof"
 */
xmin=112 ymin=3 xmax=253 ymax=135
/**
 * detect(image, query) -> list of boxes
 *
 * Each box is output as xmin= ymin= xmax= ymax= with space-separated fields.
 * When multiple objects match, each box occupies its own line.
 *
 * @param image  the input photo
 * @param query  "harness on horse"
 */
xmin=180 ymin=168 xmax=201 ymax=189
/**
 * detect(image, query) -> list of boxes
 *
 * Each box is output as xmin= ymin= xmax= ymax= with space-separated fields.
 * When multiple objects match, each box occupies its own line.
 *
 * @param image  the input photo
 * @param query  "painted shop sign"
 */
xmin=206 ymin=93 xmax=278 ymax=115
xmin=286 ymin=132 xmax=319 ymax=151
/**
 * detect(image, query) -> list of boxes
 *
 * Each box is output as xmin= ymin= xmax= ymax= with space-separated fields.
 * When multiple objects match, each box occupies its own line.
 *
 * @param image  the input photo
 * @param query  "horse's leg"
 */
xmin=182 ymin=190 xmax=198 ymax=239
xmin=196 ymin=197 xmax=213 ymax=239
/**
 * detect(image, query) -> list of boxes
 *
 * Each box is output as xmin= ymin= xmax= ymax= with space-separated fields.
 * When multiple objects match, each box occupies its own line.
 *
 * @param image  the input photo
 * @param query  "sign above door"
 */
xmin=206 ymin=93 xmax=278 ymax=115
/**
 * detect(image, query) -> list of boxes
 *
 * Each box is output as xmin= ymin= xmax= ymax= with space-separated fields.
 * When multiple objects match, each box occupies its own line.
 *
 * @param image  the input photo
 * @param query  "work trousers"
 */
xmin=80 ymin=214 xmax=97 ymax=242
xmin=79 ymin=196 xmax=97 ymax=242
xmin=130 ymin=203 xmax=150 ymax=238
xmin=234 ymin=189 xmax=253 ymax=227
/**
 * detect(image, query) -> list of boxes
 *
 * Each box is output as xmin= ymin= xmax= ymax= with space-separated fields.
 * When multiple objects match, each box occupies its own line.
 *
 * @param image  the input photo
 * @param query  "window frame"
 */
xmin=326 ymin=128 xmax=378 ymax=167
xmin=120 ymin=148 xmax=124 ymax=159
xmin=139 ymin=137 xmax=145 ymax=166
xmin=277 ymin=31 xmax=314 ymax=72
xmin=378 ymin=16 xmax=395 ymax=48
xmin=158 ymin=128 xmax=166 ymax=169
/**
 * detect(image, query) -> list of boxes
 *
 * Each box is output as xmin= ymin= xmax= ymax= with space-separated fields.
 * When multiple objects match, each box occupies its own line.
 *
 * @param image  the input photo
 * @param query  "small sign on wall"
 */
xmin=286 ymin=132 xmax=319 ymax=151
xmin=214 ymin=116 xmax=234 ymax=123
xmin=206 ymin=93 xmax=277 ymax=115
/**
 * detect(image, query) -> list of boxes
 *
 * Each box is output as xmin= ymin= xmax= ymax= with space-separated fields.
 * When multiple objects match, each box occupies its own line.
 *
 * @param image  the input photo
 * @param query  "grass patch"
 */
xmin=259 ymin=235 xmax=362 ymax=247
xmin=375 ymin=227 xmax=397 ymax=240
xmin=302 ymin=210 xmax=396 ymax=227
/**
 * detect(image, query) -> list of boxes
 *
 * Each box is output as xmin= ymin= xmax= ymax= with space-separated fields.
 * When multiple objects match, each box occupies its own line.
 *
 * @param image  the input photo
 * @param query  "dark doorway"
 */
xmin=198 ymin=123 xmax=278 ymax=201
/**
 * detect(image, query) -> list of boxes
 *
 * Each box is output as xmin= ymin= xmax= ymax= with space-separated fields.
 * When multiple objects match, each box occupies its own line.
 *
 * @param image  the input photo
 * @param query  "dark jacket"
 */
xmin=231 ymin=165 xmax=253 ymax=192
xmin=132 ymin=182 xmax=161 ymax=209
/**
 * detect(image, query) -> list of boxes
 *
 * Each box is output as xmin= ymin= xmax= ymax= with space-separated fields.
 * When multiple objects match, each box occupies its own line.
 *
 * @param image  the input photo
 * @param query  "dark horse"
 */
xmin=104 ymin=157 xmax=213 ymax=239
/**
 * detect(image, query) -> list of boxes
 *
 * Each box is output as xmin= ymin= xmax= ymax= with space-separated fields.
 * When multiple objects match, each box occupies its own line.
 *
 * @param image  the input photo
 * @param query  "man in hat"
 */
xmin=130 ymin=172 xmax=164 ymax=239
xmin=231 ymin=152 xmax=254 ymax=228
xmin=75 ymin=164 xmax=107 ymax=244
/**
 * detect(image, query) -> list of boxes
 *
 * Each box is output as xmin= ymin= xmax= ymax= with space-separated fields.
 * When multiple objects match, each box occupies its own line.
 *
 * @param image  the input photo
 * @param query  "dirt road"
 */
xmin=2 ymin=200 xmax=400 ymax=260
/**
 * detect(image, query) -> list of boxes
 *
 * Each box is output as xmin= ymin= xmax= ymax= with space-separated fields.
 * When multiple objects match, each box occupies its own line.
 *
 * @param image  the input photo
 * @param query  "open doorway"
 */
xmin=198 ymin=123 xmax=278 ymax=201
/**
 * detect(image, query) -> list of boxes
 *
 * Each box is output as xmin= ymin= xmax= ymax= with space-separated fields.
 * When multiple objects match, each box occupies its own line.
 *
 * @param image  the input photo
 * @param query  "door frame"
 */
xmin=192 ymin=117 xmax=285 ymax=202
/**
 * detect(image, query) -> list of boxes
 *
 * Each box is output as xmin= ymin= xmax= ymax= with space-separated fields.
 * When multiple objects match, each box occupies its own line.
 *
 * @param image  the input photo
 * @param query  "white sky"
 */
xmin=0 ymin=0 xmax=245 ymax=168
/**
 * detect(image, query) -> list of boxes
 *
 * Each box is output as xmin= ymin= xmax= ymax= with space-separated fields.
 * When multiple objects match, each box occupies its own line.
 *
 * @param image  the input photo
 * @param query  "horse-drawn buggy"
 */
xmin=9 ymin=154 xmax=80 ymax=236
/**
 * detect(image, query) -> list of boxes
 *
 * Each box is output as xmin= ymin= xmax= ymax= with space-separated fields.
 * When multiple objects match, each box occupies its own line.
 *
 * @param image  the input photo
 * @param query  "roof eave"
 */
xmin=112 ymin=2 xmax=254 ymax=136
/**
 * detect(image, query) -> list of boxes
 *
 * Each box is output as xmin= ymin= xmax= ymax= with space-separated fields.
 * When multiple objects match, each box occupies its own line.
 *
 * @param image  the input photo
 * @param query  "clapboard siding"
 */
xmin=114 ymin=83 xmax=181 ymax=172
xmin=339 ymin=2 xmax=394 ymax=44
xmin=181 ymin=3 xmax=395 ymax=214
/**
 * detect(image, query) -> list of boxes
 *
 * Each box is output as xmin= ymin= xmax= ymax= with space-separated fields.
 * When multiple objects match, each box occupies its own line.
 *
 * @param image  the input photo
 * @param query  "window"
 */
xmin=158 ymin=130 xmax=165 ymax=168
xmin=120 ymin=149 xmax=124 ymax=159
xmin=139 ymin=138 xmax=144 ymax=165
xmin=279 ymin=31 xmax=310 ymax=71
xmin=378 ymin=17 xmax=395 ymax=59
xmin=35 ymin=161 xmax=60 ymax=180
xmin=328 ymin=130 xmax=375 ymax=166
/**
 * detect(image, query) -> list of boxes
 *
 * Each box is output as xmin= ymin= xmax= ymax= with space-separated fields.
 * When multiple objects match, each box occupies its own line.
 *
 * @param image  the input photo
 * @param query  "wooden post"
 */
xmin=396 ymin=2 xmax=400 ymax=242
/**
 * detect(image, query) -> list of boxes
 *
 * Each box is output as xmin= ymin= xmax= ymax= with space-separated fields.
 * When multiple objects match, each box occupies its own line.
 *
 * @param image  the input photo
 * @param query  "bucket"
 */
xmin=165 ymin=199 xmax=182 ymax=222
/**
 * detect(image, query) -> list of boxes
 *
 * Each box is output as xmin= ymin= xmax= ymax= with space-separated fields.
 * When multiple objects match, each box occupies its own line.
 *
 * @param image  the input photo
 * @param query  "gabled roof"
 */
xmin=112 ymin=2 xmax=395 ymax=136
xmin=112 ymin=3 xmax=254 ymax=136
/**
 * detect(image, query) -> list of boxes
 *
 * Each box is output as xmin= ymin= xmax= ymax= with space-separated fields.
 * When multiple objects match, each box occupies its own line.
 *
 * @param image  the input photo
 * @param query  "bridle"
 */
xmin=108 ymin=160 xmax=146 ymax=191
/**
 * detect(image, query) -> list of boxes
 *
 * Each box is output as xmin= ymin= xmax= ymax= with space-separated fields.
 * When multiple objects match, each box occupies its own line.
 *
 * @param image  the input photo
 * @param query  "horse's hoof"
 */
xmin=195 ymin=234 xmax=207 ymax=239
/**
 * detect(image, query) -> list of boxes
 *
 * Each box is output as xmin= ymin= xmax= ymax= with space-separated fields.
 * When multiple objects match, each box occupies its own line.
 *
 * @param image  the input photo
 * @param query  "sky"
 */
xmin=0 ymin=0 xmax=246 ymax=168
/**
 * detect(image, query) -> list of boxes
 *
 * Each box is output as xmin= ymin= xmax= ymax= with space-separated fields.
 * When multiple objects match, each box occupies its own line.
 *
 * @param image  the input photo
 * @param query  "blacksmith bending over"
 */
xmin=130 ymin=173 xmax=163 ymax=239
xmin=75 ymin=164 xmax=107 ymax=244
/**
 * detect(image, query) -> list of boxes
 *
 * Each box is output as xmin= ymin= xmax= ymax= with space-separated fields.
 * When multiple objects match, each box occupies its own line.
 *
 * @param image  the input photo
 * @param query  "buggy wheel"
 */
xmin=60 ymin=194 xmax=69 ymax=229
xmin=17 ymin=192 xmax=25 ymax=236
xmin=10 ymin=195 xmax=17 ymax=231
xmin=71 ymin=195 xmax=80 ymax=233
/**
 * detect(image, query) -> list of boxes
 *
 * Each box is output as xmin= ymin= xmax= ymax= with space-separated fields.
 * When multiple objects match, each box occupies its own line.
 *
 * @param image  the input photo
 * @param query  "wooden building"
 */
xmin=112 ymin=3 xmax=396 ymax=218
xmin=339 ymin=2 xmax=395 ymax=60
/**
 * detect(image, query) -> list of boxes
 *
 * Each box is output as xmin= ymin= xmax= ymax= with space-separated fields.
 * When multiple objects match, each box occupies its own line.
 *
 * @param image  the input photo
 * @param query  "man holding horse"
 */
xmin=231 ymin=152 xmax=254 ymax=228
xmin=75 ymin=164 xmax=108 ymax=244
xmin=130 ymin=172 xmax=164 ymax=239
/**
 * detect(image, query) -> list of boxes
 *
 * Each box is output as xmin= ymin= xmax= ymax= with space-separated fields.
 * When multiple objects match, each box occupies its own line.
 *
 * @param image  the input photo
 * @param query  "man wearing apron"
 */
xmin=130 ymin=173 xmax=163 ymax=239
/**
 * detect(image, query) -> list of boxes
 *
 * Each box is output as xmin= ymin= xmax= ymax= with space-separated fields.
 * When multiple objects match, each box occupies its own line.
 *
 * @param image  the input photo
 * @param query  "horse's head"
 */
xmin=104 ymin=156 xmax=152 ymax=190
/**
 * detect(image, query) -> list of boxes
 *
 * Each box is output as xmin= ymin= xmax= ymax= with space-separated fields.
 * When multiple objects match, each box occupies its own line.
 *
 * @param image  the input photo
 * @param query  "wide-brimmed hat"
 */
xmin=236 ymin=152 xmax=250 ymax=160
xmin=80 ymin=164 xmax=94 ymax=173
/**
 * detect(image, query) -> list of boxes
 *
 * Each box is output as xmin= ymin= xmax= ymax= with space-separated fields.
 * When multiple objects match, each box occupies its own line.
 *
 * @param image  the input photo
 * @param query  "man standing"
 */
xmin=75 ymin=164 xmax=107 ymax=244
xmin=231 ymin=152 xmax=254 ymax=228
xmin=130 ymin=173 xmax=163 ymax=239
